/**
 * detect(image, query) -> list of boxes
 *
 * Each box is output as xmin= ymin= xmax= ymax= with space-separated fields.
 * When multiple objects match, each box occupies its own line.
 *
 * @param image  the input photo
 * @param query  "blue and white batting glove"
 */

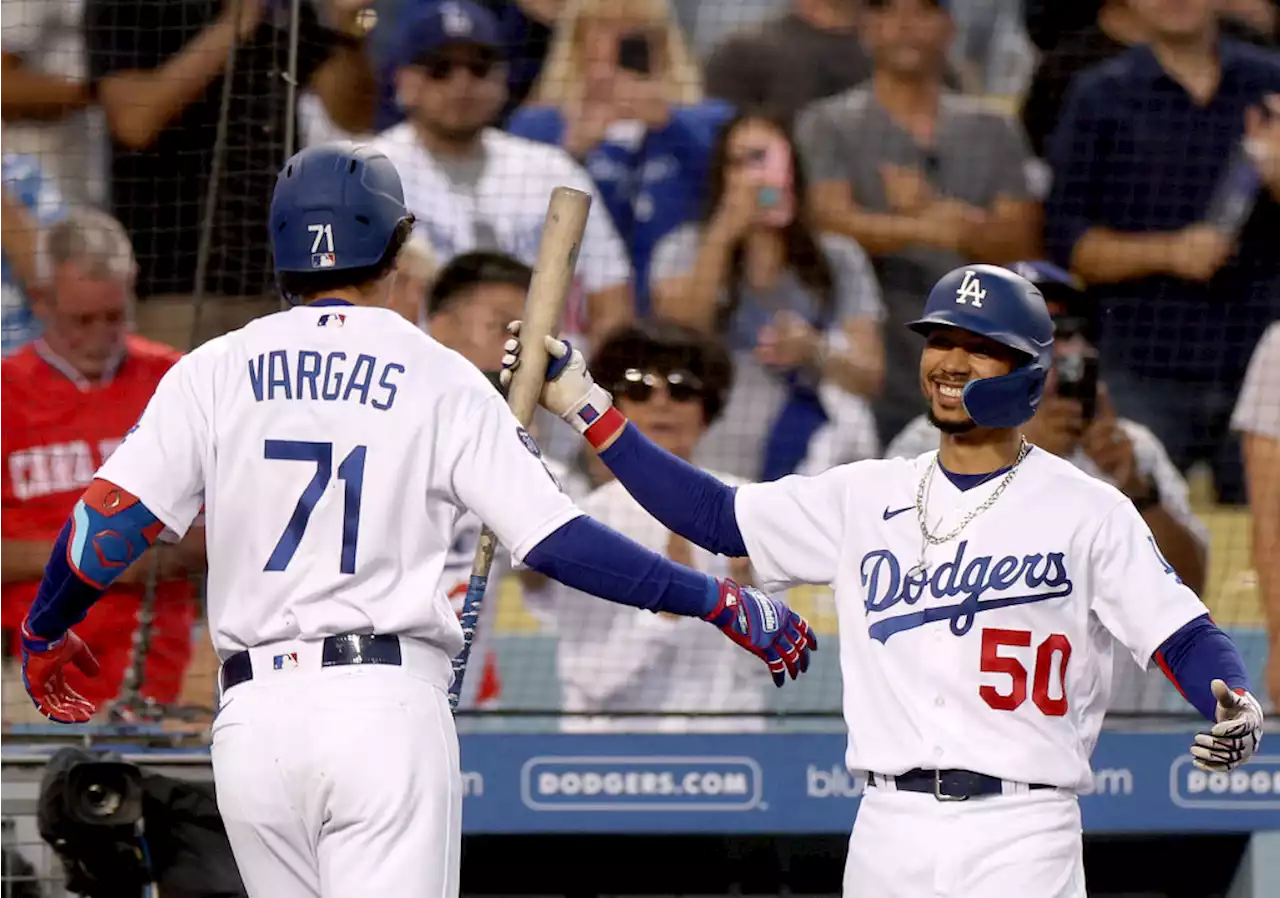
xmin=705 ymin=579 xmax=817 ymax=687
xmin=1191 ymin=679 xmax=1264 ymax=773
xmin=501 ymin=323 xmax=623 ymax=445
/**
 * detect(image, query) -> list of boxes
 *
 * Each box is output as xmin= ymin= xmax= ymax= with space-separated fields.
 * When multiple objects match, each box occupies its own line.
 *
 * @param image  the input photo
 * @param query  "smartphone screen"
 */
xmin=617 ymin=33 xmax=652 ymax=75
xmin=750 ymin=138 xmax=795 ymax=226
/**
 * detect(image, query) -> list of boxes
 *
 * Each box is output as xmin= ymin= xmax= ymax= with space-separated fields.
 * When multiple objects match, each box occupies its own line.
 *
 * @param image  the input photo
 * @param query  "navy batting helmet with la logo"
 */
xmin=906 ymin=264 xmax=1054 ymax=428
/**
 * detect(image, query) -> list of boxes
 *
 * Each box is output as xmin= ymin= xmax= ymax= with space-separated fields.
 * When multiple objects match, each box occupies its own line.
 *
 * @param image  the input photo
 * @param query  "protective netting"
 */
xmin=1 ymin=0 xmax=1275 ymax=745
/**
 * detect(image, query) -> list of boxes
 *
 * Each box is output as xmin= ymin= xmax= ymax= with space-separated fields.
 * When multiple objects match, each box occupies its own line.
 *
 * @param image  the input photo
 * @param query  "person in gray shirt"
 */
xmin=795 ymin=0 xmax=1044 ymax=448
xmin=702 ymin=0 xmax=874 ymax=124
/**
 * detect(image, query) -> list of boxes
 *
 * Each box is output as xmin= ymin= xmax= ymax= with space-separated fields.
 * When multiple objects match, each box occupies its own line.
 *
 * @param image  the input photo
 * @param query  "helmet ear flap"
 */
xmin=960 ymin=364 xmax=1046 ymax=429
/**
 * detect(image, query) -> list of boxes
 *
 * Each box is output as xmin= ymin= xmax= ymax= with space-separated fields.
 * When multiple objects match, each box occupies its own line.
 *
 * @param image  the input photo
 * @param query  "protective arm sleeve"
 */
xmin=597 ymin=422 xmax=748 ymax=557
xmin=523 ymin=515 xmax=720 ymax=619
xmin=1154 ymin=614 xmax=1250 ymax=721
xmin=25 ymin=479 xmax=165 ymax=640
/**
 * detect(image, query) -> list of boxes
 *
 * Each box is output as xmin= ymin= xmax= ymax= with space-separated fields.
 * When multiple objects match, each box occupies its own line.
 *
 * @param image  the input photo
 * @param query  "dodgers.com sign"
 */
xmin=456 ymin=732 xmax=1280 ymax=835
xmin=521 ymin=756 xmax=763 ymax=811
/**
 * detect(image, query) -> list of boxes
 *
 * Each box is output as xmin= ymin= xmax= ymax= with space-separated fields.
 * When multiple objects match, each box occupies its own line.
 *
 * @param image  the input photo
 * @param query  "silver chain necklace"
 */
xmin=906 ymin=439 xmax=1033 ymax=580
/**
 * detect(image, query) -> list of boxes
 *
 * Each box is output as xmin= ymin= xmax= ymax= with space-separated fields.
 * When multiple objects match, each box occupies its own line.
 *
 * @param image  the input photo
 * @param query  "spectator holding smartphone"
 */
xmin=650 ymin=111 xmax=885 ymax=481
xmin=884 ymin=261 xmax=1208 ymax=593
xmin=507 ymin=0 xmax=733 ymax=314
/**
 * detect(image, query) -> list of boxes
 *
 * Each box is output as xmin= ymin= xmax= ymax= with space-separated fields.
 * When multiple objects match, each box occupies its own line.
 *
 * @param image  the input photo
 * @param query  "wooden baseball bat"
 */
xmin=448 ymin=185 xmax=593 ymax=712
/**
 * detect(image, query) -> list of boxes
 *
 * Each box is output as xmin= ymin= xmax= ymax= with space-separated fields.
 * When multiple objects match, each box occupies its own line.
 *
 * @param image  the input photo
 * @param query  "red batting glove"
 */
xmin=20 ymin=620 xmax=101 ymax=724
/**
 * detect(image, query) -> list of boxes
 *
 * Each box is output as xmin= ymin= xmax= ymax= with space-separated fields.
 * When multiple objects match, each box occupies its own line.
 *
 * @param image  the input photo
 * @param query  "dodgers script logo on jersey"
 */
xmin=859 ymin=540 xmax=1074 ymax=644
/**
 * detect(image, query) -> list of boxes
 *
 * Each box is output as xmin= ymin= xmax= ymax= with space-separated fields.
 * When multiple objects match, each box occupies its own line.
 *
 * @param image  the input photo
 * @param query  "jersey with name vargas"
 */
xmin=95 ymin=303 xmax=581 ymax=662
xmin=734 ymin=447 xmax=1209 ymax=792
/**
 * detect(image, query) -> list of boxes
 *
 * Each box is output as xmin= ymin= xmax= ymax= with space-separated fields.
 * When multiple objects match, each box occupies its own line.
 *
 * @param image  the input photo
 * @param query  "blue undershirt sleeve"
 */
xmin=1154 ymin=614 xmax=1250 ymax=721
xmin=597 ymin=422 xmax=748 ymax=558
xmin=523 ymin=516 xmax=720 ymax=618
xmin=27 ymin=520 xmax=108 ymax=639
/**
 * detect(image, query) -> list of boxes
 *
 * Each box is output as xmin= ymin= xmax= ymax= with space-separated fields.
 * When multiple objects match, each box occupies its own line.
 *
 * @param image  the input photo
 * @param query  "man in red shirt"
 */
xmin=2 ymin=209 xmax=204 ymax=721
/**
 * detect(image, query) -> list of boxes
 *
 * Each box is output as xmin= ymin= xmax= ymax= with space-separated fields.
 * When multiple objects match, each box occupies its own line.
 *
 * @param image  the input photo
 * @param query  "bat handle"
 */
xmin=447 ymin=571 xmax=490 ymax=710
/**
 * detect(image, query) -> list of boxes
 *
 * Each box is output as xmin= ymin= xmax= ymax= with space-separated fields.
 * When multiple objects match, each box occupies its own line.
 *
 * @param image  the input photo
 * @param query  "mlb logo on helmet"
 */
xmin=318 ymin=313 xmax=346 ymax=328
xmin=312 ymin=252 xmax=336 ymax=269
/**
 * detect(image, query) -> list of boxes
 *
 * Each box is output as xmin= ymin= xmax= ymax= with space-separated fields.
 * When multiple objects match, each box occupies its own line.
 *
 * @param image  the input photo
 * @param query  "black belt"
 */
xmin=877 ymin=768 xmax=1056 ymax=801
xmin=220 ymin=634 xmax=403 ymax=692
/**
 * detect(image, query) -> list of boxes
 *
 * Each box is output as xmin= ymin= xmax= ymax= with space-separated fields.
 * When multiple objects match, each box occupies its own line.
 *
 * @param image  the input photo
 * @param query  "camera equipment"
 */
xmin=37 ymin=748 xmax=246 ymax=898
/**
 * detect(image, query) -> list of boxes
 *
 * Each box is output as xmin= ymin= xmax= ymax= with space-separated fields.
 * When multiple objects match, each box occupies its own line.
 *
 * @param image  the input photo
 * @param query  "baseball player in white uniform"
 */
xmin=503 ymin=263 xmax=1266 ymax=897
xmin=16 ymin=143 xmax=816 ymax=898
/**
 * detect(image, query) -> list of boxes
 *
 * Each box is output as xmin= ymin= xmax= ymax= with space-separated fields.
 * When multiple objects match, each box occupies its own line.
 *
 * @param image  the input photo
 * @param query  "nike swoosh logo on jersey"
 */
xmin=867 ymin=587 xmax=1073 ymax=644
xmin=882 ymin=505 xmax=915 ymax=520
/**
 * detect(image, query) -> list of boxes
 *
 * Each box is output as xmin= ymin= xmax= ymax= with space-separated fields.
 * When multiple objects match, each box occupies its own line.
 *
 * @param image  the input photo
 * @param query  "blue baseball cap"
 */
xmin=390 ymin=0 xmax=503 ymax=71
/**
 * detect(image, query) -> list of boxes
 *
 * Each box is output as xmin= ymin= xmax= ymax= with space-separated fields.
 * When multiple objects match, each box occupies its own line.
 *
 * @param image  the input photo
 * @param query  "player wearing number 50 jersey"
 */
xmin=16 ymin=142 xmax=815 ymax=898
xmin=503 ymin=263 xmax=1266 ymax=898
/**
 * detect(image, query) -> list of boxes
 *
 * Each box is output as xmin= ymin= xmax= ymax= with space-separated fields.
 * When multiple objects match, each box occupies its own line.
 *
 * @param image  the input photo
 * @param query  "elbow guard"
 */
xmin=67 ymin=479 xmax=165 ymax=589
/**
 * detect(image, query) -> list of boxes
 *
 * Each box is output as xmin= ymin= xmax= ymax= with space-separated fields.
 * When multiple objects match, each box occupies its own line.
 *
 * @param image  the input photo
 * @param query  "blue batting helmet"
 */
xmin=269 ymin=142 xmax=413 ymax=278
xmin=907 ymin=264 xmax=1054 ymax=429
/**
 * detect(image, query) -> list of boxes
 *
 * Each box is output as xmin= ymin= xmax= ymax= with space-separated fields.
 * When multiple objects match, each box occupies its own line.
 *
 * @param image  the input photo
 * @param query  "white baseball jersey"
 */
xmin=885 ymin=414 xmax=1210 ymax=549
xmin=734 ymin=448 xmax=1210 ymax=792
xmin=95 ymin=303 xmax=582 ymax=662
xmin=528 ymin=475 xmax=767 ymax=733
xmin=373 ymin=124 xmax=632 ymax=337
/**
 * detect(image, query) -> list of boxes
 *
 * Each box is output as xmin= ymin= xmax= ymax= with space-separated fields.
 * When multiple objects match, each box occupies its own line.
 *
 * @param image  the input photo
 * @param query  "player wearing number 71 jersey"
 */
xmin=502 ymin=263 xmax=1265 ymax=898
xmin=15 ymin=142 xmax=815 ymax=898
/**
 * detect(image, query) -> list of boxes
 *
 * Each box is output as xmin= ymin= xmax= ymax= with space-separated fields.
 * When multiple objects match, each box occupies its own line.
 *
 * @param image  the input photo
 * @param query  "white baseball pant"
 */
xmin=843 ymin=784 xmax=1085 ymax=897
xmin=210 ymin=638 xmax=461 ymax=897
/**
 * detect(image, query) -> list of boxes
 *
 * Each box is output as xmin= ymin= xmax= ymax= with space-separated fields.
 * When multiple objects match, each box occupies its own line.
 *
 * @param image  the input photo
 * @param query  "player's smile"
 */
xmin=929 ymin=377 xmax=968 ymax=411
xmin=919 ymin=326 xmax=1021 ymax=424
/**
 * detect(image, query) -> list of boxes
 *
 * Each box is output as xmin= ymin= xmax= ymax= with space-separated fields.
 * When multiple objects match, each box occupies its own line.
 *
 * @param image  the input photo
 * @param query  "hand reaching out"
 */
xmin=1190 ymin=679 xmax=1264 ymax=773
xmin=703 ymin=578 xmax=817 ymax=687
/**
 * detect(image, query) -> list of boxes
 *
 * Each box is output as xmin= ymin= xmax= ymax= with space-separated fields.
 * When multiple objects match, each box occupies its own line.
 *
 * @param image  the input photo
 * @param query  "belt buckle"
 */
xmin=933 ymin=769 xmax=968 ymax=802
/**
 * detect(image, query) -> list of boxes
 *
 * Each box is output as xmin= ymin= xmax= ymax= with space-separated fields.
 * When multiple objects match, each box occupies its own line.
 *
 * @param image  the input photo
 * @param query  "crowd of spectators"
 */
xmin=2 ymin=0 xmax=1279 ymax=723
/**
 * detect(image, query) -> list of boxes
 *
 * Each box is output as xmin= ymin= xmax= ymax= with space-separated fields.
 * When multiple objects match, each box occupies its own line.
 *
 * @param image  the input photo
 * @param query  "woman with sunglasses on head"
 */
xmin=505 ymin=0 xmax=734 ymax=314
xmin=650 ymin=111 xmax=886 ymax=481
xmin=525 ymin=320 xmax=773 ymax=733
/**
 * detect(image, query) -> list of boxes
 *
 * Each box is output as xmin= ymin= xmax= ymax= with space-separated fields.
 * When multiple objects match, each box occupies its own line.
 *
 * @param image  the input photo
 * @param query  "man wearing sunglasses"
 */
xmin=374 ymin=0 xmax=634 ymax=353
xmin=884 ymin=261 xmax=1208 ymax=596
xmin=524 ymin=321 xmax=773 ymax=733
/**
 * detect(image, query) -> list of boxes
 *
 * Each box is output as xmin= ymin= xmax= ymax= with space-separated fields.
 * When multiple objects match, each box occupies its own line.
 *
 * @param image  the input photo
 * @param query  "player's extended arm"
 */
xmin=501 ymin=327 xmax=749 ymax=558
xmin=523 ymin=516 xmax=813 ymax=687
xmin=18 ymin=478 xmax=165 ymax=723
xmin=1154 ymin=615 xmax=1264 ymax=773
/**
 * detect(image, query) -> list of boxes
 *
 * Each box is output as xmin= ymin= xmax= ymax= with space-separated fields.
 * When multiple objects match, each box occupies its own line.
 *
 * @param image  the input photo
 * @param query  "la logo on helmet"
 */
xmin=955 ymin=270 xmax=986 ymax=308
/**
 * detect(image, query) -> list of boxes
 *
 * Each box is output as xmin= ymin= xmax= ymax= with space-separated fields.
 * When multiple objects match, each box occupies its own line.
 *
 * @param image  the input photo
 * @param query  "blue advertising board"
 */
xmin=4 ymin=729 xmax=1278 ymax=835
xmin=456 ymin=731 xmax=1280 ymax=835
